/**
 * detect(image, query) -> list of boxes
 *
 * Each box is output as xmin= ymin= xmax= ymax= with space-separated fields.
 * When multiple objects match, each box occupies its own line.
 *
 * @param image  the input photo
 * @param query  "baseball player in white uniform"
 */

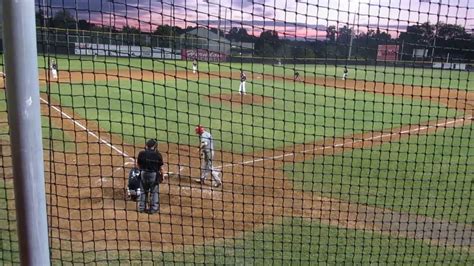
xmin=342 ymin=66 xmax=348 ymax=80
xmin=194 ymin=125 xmax=222 ymax=187
xmin=50 ymin=59 xmax=58 ymax=79
xmin=239 ymin=71 xmax=247 ymax=95
xmin=192 ymin=59 xmax=198 ymax=74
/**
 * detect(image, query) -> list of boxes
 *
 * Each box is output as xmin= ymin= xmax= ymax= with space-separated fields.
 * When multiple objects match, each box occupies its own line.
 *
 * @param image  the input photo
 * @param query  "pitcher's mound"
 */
xmin=204 ymin=93 xmax=272 ymax=106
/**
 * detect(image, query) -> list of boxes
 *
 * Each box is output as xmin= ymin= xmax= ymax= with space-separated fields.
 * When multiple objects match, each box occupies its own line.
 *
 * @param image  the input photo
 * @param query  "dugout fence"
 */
xmin=1 ymin=0 xmax=473 ymax=264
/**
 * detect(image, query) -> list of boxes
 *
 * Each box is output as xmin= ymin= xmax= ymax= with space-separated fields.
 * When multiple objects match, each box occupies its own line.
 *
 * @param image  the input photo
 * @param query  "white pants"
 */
xmin=342 ymin=73 xmax=348 ymax=80
xmin=239 ymin=81 xmax=246 ymax=94
xmin=51 ymin=69 xmax=58 ymax=79
xmin=200 ymin=159 xmax=221 ymax=184
xmin=193 ymin=65 xmax=197 ymax=74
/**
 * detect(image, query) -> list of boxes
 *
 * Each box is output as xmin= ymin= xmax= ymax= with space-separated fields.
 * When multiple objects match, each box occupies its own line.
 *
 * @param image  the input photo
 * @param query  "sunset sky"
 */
xmin=38 ymin=0 xmax=474 ymax=38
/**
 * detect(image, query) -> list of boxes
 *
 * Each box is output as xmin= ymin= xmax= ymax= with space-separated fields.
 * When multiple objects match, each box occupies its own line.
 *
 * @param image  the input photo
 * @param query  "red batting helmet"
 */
xmin=195 ymin=125 xmax=205 ymax=135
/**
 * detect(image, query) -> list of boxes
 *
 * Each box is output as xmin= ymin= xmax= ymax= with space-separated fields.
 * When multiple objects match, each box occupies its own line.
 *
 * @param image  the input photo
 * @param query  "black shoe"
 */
xmin=148 ymin=209 xmax=159 ymax=215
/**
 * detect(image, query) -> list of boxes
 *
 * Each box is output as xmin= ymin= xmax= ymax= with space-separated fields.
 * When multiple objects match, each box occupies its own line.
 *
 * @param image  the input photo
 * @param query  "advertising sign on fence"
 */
xmin=181 ymin=49 xmax=227 ymax=62
xmin=74 ymin=43 xmax=181 ymax=59
xmin=377 ymin=45 xmax=399 ymax=61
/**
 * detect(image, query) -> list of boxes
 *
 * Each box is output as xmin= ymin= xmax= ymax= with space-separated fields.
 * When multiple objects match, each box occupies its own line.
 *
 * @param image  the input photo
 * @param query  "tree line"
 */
xmin=37 ymin=10 xmax=474 ymax=60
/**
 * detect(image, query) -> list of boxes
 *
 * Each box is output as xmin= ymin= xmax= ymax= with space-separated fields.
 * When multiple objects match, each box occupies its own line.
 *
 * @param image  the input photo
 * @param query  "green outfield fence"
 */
xmin=1 ymin=0 xmax=474 ymax=264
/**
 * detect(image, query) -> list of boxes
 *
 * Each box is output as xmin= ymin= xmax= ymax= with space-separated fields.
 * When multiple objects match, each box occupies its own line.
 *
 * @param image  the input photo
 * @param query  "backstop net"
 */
xmin=1 ymin=0 xmax=473 ymax=264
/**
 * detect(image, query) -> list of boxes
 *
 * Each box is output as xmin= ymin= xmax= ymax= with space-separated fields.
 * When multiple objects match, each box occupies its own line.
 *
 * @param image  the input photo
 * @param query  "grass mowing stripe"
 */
xmin=286 ymin=123 xmax=474 ymax=224
xmin=47 ymin=78 xmax=460 ymax=153
xmin=33 ymin=54 xmax=474 ymax=91
xmin=157 ymin=217 xmax=474 ymax=265
xmin=40 ymin=217 xmax=474 ymax=264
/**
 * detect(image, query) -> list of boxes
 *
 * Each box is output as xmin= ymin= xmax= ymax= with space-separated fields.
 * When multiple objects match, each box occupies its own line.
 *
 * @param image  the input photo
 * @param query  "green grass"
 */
xmin=158 ymin=217 xmax=474 ymax=265
xmin=44 ymin=217 xmax=474 ymax=264
xmin=34 ymin=54 xmax=474 ymax=90
xmin=286 ymin=123 xmax=474 ymax=224
xmin=46 ymin=76 xmax=459 ymax=154
xmin=0 ymin=89 xmax=75 ymax=152
xmin=164 ymin=218 xmax=474 ymax=265
xmin=0 ymin=180 xmax=19 ymax=264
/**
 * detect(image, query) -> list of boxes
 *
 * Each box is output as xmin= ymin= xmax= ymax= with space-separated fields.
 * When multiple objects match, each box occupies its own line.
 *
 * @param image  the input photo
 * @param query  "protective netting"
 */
xmin=1 ymin=0 xmax=473 ymax=264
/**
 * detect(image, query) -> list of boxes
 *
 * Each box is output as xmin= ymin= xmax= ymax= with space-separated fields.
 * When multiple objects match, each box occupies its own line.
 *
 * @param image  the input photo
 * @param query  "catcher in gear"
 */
xmin=136 ymin=139 xmax=164 ymax=214
xmin=127 ymin=167 xmax=141 ymax=201
xmin=194 ymin=125 xmax=222 ymax=187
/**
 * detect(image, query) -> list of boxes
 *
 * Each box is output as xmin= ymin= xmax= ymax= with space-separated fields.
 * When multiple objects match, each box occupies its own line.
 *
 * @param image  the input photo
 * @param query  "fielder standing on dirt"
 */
xmin=136 ymin=139 xmax=164 ymax=214
xmin=50 ymin=59 xmax=58 ymax=79
xmin=342 ymin=66 xmax=348 ymax=80
xmin=239 ymin=71 xmax=247 ymax=95
xmin=194 ymin=125 xmax=222 ymax=187
xmin=294 ymin=71 xmax=300 ymax=81
xmin=192 ymin=58 xmax=198 ymax=74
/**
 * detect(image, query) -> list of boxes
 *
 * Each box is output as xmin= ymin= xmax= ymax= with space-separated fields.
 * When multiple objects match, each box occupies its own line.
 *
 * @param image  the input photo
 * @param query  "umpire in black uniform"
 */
xmin=137 ymin=139 xmax=164 ymax=214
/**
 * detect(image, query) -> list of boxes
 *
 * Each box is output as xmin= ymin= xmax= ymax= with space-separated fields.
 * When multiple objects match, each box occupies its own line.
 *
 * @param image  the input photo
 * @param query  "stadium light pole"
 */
xmin=348 ymin=1 xmax=368 ymax=61
xmin=107 ymin=0 xmax=114 ymax=49
xmin=204 ymin=0 xmax=220 ymax=40
xmin=171 ymin=0 xmax=175 ymax=51
xmin=204 ymin=0 xmax=230 ymax=53
xmin=158 ymin=0 xmax=175 ymax=49
xmin=75 ymin=0 xmax=79 ymax=43
xmin=419 ymin=0 xmax=443 ymax=62
xmin=2 ymin=0 xmax=50 ymax=264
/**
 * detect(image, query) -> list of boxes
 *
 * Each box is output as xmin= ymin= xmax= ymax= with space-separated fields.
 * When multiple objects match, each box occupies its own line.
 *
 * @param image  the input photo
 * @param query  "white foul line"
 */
xmin=39 ymin=95 xmax=472 ymax=174
xmin=40 ymin=97 xmax=134 ymax=161
xmin=216 ymin=115 xmax=472 ymax=170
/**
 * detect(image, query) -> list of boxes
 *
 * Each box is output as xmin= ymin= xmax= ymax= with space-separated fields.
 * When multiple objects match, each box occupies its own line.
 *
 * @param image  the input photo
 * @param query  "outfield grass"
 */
xmin=45 ymin=76 xmax=459 ymax=154
xmin=34 ymin=55 xmax=474 ymax=90
xmin=157 ymin=217 xmax=474 ymax=265
xmin=286 ymin=123 xmax=474 ymax=224
xmin=0 ymin=88 xmax=76 ymax=152
xmin=0 ymin=180 xmax=19 ymax=264
xmin=42 ymin=217 xmax=474 ymax=264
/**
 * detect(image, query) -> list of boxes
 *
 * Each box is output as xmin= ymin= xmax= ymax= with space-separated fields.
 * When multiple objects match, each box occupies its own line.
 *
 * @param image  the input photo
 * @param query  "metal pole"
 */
xmin=205 ymin=1 xmax=221 ymax=52
xmin=75 ymin=0 xmax=79 ymax=44
xmin=109 ymin=0 xmax=112 ymax=53
xmin=400 ymin=40 xmax=405 ymax=61
xmin=2 ymin=0 xmax=50 ymax=264
xmin=217 ymin=7 xmax=221 ymax=53
xmin=172 ymin=0 xmax=175 ymax=51
xmin=431 ymin=0 xmax=442 ymax=62
xmin=224 ymin=8 xmax=227 ymax=35
xmin=347 ymin=2 xmax=358 ymax=60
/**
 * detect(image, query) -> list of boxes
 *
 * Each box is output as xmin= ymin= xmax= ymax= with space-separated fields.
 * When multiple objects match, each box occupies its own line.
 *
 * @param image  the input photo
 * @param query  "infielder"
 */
xmin=342 ymin=66 xmax=348 ymax=80
xmin=194 ymin=125 xmax=222 ymax=187
xmin=239 ymin=71 xmax=247 ymax=95
xmin=136 ymin=139 xmax=164 ymax=214
xmin=294 ymin=71 xmax=300 ymax=81
xmin=192 ymin=59 xmax=198 ymax=74
xmin=50 ymin=59 xmax=58 ymax=79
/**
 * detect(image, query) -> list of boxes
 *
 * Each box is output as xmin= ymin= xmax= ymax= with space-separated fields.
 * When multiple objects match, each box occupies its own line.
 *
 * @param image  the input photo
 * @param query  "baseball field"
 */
xmin=1 ymin=55 xmax=473 ymax=264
